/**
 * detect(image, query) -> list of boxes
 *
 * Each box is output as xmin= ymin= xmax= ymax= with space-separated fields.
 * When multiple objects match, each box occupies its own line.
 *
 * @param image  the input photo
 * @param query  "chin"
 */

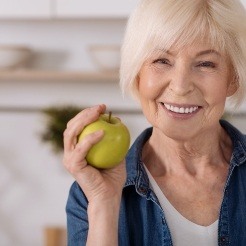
xmin=157 ymin=122 xmax=202 ymax=142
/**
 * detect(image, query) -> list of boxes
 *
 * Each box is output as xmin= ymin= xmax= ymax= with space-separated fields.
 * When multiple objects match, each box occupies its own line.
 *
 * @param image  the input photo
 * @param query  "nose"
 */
xmin=168 ymin=65 xmax=194 ymax=96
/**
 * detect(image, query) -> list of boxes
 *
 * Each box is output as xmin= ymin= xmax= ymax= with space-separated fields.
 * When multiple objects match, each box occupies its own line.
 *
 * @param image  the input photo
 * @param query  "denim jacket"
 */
xmin=66 ymin=120 xmax=246 ymax=246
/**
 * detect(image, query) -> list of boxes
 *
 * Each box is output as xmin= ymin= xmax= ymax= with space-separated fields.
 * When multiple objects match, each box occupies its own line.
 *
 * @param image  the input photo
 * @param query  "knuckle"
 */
xmin=81 ymin=135 xmax=96 ymax=147
xmin=63 ymin=128 xmax=68 ymax=137
xmin=66 ymin=120 xmax=72 ymax=128
xmin=74 ymin=144 xmax=84 ymax=153
xmin=63 ymin=128 xmax=73 ymax=138
xmin=74 ymin=138 xmax=93 ymax=153
xmin=76 ymin=140 xmax=93 ymax=154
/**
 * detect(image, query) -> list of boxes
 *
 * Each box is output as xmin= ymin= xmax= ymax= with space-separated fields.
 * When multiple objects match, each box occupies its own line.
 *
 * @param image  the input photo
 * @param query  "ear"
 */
xmin=135 ymin=74 xmax=140 ymax=90
xmin=226 ymin=74 xmax=239 ymax=97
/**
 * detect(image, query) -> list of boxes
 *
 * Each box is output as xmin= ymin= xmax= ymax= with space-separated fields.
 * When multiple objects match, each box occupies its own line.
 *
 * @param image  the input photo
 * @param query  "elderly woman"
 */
xmin=63 ymin=0 xmax=246 ymax=245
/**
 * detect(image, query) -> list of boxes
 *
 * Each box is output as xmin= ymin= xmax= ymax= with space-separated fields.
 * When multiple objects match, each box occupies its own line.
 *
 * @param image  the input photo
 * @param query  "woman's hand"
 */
xmin=63 ymin=104 xmax=126 ymax=245
xmin=63 ymin=104 xmax=126 ymax=205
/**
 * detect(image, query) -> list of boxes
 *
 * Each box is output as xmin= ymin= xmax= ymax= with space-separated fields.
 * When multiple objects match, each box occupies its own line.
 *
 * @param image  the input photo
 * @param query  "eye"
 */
xmin=153 ymin=58 xmax=171 ymax=65
xmin=197 ymin=61 xmax=216 ymax=68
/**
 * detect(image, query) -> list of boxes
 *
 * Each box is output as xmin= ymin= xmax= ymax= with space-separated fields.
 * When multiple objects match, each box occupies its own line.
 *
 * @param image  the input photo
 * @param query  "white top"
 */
xmin=144 ymin=165 xmax=218 ymax=246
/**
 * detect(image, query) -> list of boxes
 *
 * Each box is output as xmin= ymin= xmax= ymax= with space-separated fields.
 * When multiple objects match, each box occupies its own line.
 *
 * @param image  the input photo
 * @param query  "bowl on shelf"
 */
xmin=0 ymin=45 xmax=33 ymax=70
xmin=88 ymin=45 xmax=121 ymax=72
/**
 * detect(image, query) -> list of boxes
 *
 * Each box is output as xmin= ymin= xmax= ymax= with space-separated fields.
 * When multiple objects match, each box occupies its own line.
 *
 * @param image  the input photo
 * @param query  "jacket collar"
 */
xmin=220 ymin=120 xmax=246 ymax=167
xmin=125 ymin=120 xmax=246 ymax=189
xmin=125 ymin=127 xmax=152 ymax=195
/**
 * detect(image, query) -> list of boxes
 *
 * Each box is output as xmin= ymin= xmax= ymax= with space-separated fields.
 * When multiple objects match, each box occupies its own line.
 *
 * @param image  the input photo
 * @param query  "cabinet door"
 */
xmin=55 ymin=0 xmax=139 ymax=18
xmin=241 ymin=0 xmax=246 ymax=8
xmin=0 ymin=0 xmax=50 ymax=19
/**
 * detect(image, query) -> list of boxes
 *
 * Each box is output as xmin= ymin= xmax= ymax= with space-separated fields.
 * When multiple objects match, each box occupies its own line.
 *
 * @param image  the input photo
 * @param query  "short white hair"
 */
xmin=120 ymin=0 xmax=246 ymax=107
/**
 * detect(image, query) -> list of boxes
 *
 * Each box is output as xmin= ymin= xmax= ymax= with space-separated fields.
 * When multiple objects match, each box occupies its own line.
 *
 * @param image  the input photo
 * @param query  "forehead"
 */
xmin=151 ymin=39 xmax=228 ymax=59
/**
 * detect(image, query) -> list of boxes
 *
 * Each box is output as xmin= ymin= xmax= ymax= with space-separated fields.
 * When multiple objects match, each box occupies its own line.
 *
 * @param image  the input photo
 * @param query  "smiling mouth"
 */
xmin=161 ymin=103 xmax=200 ymax=114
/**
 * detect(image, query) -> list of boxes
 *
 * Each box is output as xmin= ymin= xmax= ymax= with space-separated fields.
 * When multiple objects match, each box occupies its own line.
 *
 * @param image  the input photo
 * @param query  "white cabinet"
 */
xmin=0 ymin=0 xmax=51 ymax=18
xmin=55 ymin=0 xmax=139 ymax=18
xmin=241 ymin=0 xmax=246 ymax=8
xmin=0 ymin=0 xmax=138 ymax=19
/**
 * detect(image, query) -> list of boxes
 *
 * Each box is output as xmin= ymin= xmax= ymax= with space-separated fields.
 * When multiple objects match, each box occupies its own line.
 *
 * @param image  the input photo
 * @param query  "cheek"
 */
xmin=209 ymin=65 xmax=234 ymax=102
xmin=137 ymin=76 xmax=162 ymax=127
xmin=138 ymin=73 xmax=162 ymax=101
xmin=206 ymin=81 xmax=229 ymax=104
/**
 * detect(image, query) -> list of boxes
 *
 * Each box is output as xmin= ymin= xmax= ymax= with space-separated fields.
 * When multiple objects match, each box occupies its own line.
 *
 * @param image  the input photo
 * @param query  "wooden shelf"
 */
xmin=0 ymin=105 xmax=143 ymax=115
xmin=0 ymin=70 xmax=119 ymax=82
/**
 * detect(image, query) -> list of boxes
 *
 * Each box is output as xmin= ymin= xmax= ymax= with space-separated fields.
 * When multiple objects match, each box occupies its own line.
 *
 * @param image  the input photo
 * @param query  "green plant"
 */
xmin=41 ymin=105 xmax=81 ymax=153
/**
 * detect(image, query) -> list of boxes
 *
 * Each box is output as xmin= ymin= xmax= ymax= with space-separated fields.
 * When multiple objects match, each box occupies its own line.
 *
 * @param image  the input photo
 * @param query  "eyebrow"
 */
xmin=155 ymin=49 xmax=221 ymax=57
xmin=196 ymin=49 xmax=221 ymax=57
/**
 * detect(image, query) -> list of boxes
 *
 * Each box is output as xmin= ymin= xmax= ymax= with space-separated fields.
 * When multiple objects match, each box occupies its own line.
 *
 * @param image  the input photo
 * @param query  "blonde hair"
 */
xmin=120 ymin=0 xmax=246 ymax=107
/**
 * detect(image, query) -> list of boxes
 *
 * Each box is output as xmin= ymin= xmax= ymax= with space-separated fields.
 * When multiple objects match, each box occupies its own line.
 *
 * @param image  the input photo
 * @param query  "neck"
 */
xmin=142 ymin=124 xmax=232 ymax=177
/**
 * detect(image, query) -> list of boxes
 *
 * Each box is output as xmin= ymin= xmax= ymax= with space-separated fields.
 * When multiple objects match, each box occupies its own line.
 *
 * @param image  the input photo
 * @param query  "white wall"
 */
xmin=0 ymin=109 xmax=149 ymax=246
xmin=0 ymin=20 xmax=150 ymax=246
xmin=0 ymin=111 xmax=71 ymax=245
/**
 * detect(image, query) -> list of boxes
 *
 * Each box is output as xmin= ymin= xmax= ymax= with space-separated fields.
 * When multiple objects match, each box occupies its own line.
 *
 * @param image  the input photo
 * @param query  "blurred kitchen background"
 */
xmin=0 ymin=0 xmax=246 ymax=245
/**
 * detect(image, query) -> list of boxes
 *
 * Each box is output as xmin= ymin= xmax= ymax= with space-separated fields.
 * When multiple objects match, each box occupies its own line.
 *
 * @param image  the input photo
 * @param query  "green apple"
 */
xmin=78 ymin=112 xmax=130 ymax=169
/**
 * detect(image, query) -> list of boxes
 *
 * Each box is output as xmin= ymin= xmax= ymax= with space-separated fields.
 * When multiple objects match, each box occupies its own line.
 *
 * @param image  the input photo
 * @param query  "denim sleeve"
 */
xmin=66 ymin=181 xmax=89 ymax=246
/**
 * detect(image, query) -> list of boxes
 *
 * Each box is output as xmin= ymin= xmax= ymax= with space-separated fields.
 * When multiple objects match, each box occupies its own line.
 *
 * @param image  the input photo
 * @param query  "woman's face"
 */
xmin=137 ymin=42 xmax=236 ymax=140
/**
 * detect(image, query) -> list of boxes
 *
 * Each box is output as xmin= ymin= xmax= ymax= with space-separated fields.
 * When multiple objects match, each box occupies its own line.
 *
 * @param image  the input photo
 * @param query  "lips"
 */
xmin=161 ymin=102 xmax=200 ymax=114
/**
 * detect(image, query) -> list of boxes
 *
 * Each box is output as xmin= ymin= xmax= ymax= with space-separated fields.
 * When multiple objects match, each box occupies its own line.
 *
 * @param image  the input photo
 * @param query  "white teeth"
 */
xmin=173 ymin=107 xmax=179 ymax=113
xmin=185 ymin=108 xmax=189 ymax=113
xmin=166 ymin=104 xmax=171 ymax=110
xmin=163 ymin=103 xmax=199 ymax=114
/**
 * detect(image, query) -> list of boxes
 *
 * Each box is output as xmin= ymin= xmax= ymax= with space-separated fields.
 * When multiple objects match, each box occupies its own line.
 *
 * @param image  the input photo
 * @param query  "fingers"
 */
xmin=63 ymin=130 xmax=104 ymax=176
xmin=63 ymin=104 xmax=106 ymax=152
xmin=73 ymin=130 xmax=104 ymax=162
xmin=63 ymin=104 xmax=106 ymax=177
xmin=62 ymin=103 xmax=127 ymax=206
xmin=67 ymin=104 xmax=106 ymax=128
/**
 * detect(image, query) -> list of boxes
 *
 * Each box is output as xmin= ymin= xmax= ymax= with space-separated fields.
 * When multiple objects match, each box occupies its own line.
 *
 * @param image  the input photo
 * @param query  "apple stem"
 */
xmin=109 ymin=111 xmax=112 ymax=123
